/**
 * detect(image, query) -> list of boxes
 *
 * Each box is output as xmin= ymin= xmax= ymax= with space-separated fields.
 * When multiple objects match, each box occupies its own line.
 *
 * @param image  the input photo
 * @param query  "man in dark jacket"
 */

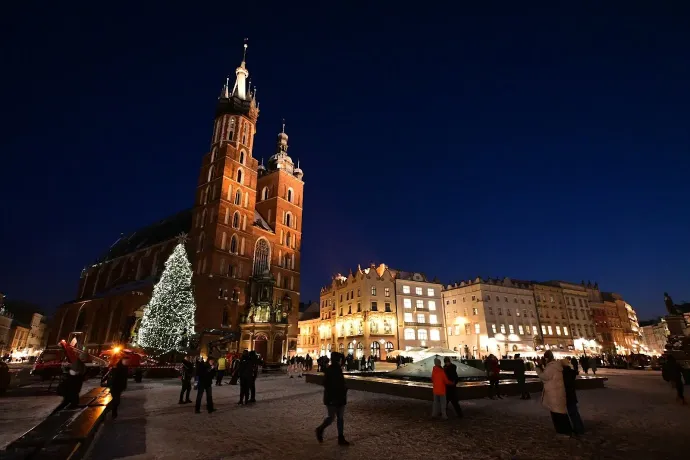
xmin=248 ymin=350 xmax=259 ymax=403
xmin=238 ymin=351 xmax=253 ymax=405
xmin=563 ymin=360 xmax=584 ymax=434
xmin=109 ymin=359 xmax=128 ymax=419
xmin=316 ymin=352 xmax=349 ymax=446
xmin=179 ymin=356 xmax=194 ymax=404
xmin=195 ymin=357 xmax=216 ymax=413
xmin=514 ymin=354 xmax=530 ymax=400
xmin=443 ymin=357 xmax=463 ymax=417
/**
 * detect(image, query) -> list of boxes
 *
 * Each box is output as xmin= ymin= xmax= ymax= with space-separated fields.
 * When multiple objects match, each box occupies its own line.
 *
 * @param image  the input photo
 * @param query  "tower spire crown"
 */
xmin=231 ymin=39 xmax=250 ymax=100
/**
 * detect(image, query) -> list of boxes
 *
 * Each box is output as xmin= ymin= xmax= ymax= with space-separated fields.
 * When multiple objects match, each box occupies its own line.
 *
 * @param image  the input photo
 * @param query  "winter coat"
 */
xmin=238 ymin=358 xmax=253 ymax=380
xmin=513 ymin=359 xmax=526 ymax=378
xmin=562 ymin=364 xmax=578 ymax=405
xmin=217 ymin=357 xmax=227 ymax=371
xmin=323 ymin=364 xmax=347 ymax=406
xmin=197 ymin=361 xmax=214 ymax=388
xmin=109 ymin=362 xmax=128 ymax=394
xmin=181 ymin=360 xmax=194 ymax=382
xmin=443 ymin=363 xmax=459 ymax=384
xmin=432 ymin=366 xmax=451 ymax=395
xmin=536 ymin=360 xmax=567 ymax=414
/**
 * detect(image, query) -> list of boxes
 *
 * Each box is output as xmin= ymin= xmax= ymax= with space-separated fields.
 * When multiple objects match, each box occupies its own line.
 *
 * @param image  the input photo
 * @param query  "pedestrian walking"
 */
xmin=562 ymin=359 xmax=584 ymax=434
xmin=238 ymin=351 xmax=252 ymax=405
xmin=580 ymin=356 xmax=590 ymax=374
xmin=216 ymin=355 xmax=227 ymax=386
xmin=179 ymin=356 xmax=193 ymax=404
xmin=664 ymin=355 xmax=686 ymax=405
xmin=315 ymin=352 xmax=350 ymax=446
xmin=485 ymin=354 xmax=501 ymax=399
xmin=109 ymin=359 xmax=128 ymax=419
xmin=570 ymin=356 xmax=579 ymax=374
xmin=590 ymin=357 xmax=598 ymax=375
xmin=195 ymin=357 xmax=216 ymax=414
xmin=431 ymin=358 xmax=452 ymax=419
xmin=56 ymin=352 xmax=87 ymax=412
xmin=248 ymin=350 xmax=259 ymax=403
xmin=514 ymin=354 xmax=530 ymax=400
xmin=443 ymin=357 xmax=463 ymax=417
xmin=536 ymin=351 xmax=572 ymax=436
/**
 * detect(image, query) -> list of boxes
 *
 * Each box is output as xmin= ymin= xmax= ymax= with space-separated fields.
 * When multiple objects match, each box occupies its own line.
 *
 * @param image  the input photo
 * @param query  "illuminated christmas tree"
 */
xmin=136 ymin=236 xmax=196 ymax=354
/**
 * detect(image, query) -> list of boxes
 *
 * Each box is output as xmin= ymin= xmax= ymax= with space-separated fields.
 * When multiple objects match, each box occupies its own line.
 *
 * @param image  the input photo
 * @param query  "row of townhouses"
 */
xmin=297 ymin=263 xmax=644 ymax=360
xmin=0 ymin=293 xmax=49 ymax=360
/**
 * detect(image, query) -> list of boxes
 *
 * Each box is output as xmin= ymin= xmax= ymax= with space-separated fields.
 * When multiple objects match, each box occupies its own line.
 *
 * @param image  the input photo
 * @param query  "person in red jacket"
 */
xmin=431 ymin=357 xmax=452 ymax=419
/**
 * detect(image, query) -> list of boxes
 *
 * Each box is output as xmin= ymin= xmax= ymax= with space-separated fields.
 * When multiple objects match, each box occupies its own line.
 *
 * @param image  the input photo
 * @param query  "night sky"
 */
xmin=2 ymin=3 xmax=689 ymax=320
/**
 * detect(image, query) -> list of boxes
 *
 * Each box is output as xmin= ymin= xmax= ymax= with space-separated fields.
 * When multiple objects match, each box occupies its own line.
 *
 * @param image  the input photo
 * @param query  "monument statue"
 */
xmin=664 ymin=292 xmax=682 ymax=315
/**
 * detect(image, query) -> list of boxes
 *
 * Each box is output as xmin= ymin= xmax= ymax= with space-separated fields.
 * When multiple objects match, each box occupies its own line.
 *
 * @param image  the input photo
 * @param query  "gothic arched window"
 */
xmin=232 ymin=211 xmax=240 ymax=229
xmin=286 ymin=232 xmax=292 ymax=247
xmin=284 ymin=212 xmax=292 ymax=228
xmin=197 ymin=232 xmax=205 ymax=252
xmin=201 ymin=209 xmax=207 ymax=228
xmin=239 ymin=151 xmax=245 ymax=164
xmin=261 ymin=186 xmax=269 ymax=201
xmin=234 ymin=190 xmax=242 ymax=205
xmin=287 ymin=188 xmax=293 ymax=203
xmin=228 ymin=118 xmax=235 ymax=140
xmin=236 ymin=169 xmax=243 ymax=184
xmin=230 ymin=235 xmax=238 ymax=254
xmin=253 ymin=238 xmax=271 ymax=275
xmin=207 ymin=165 xmax=215 ymax=183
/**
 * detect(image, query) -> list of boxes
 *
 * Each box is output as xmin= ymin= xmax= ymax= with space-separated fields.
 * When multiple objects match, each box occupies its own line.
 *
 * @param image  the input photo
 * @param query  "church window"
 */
xmin=253 ymin=238 xmax=270 ymax=275
xmin=261 ymin=186 xmax=269 ymax=201
xmin=224 ymin=207 xmax=229 ymax=224
xmin=228 ymin=118 xmax=235 ymax=140
xmin=286 ymin=232 xmax=292 ymax=247
xmin=221 ymin=232 xmax=227 ymax=250
xmin=239 ymin=151 xmax=245 ymax=164
xmin=236 ymin=169 xmax=243 ymax=184
xmin=207 ymin=165 xmax=214 ymax=183
xmin=201 ymin=209 xmax=207 ymax=228
xmin=230 ymin=235 xmax=238 ymax=254
xmin=242 ymin=124 xmax=248 ymax=144
xmin=287 ymin=188 xmax=293 ymax=203
xmin=284 ymin=212 xmax=292 ymax=227
xmin=210 ymin=147 xmax=216 ymax=163
xmin=232 ymin=211 xmax=240 ymax=229
xmin=234 ymin=190 xmax=242 ymax=205
xmin=197 ymin=232 xmax=205 ymax=252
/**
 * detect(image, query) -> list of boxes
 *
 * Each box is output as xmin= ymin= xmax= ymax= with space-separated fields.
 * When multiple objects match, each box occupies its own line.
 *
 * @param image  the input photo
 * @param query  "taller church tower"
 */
xmin=189 ymin=42 xmax=304 ymax=361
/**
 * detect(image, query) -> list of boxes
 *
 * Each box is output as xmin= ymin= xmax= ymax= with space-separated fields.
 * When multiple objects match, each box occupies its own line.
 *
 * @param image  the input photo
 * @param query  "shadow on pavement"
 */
xmin=86 ymin=390 xmax=148 ymax=460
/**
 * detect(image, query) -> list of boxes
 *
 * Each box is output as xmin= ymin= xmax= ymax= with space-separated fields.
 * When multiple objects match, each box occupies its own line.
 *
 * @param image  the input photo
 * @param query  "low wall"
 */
xmin=305 ymin=373 xmax=606 ymax=402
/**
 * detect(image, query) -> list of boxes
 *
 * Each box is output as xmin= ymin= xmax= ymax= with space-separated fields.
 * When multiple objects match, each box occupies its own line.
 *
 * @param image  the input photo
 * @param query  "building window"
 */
xmin=474 ymin=323 xmax=480 ymax=334
xmin=427 ymin=288 xmax=435 ymax=296
xmin=371 ymin=301 xmax=378 ymax=312
xmin=491 ymin=324 xmax=497 ymax=333
xmin=500 ymin=324 xmax=506 ymax=333
xmin=446 ymin=300 xmax=450 ymax=305
xmin=418 ymin=329 xmax=428 ymax=341
xmin=384 ymin=287 xmax=390 ymax=297
xmin=348 ymin=305 xmax=352 ymax=314
xmin=471 ymin=295 xmax=476 ymax=301
xmin=533 ymin=325 xmax=539 ymax=335
xmin=472 ymin=308 xmax=478 ymax=315
xmin=229 ymin=235 xmax=238 ymax=254
xmin=357 ymin=288 xmax=361 ymax=297
xmin=252 ymin=238 xmax=270 ymax=275
xmin=404 ymin=328 xmax=415 ymax=340
xmin=239 ymin=151 xmax=245 ymax=164
xmin=518 ymin=324 xmax=524 ymax=335
xmin=465 ymin=324 xmax=471 ymax=335
xmin=416 ymin=299 xmax=424 ymax=309
xmin=404 ymin=299 xmax=411 ymax=309
xmin=507 ymin=309 xmax=512 ymax=316
xmin=488 ymin=306 xmax=493 ymax=315
xmin=447 ymin=326 xmax=453 ymax=336
xmin=556 ymin=326 xmax=561 ymax=336
xmin=404 ymin=312 xmax=413 ymax=322
xmin=430 ymin=329 xmax=440 ymax=341
xmin=417 ymin=314 xmax=425 ymax=323
xmin=509 ymin=324 xmax=515 ymax=334
xmin=384 ymin=302 xmax=391 ymax=312
xmin=428 ymin=300 xmax=436 ymax=310
xmin=547 ymin=325 xmax=553 ymax=335
xmin=287 ymin=188 xmax=293 ymax=203
xmin=371 ymin=286 xmax=376 ymax=296
xmin=428 ymin=314 xmax=437 ymax=325
xmin=541 ymin=325 xmax=547 ymax=335
xmin=563 ymin=326 xmax=569 ymax=336
xmin=284 ymin=212 xmax=292 ymax=227
xmin=339 ymin=308 xmax=343 ymax=316
xmin=236 ymin=169 xmax=243 ymax=184
xmin=261 ymin=187 xmax=269 ymax=200
xmin=516 ymin=309 xmax=521 ymax=317
xmin=403 ymin=285 xmax=410 ymax=294
xmin=497 ymin=307 xmax=503 ymax=315
xmin=234 ymin=190 xmax=242 ymax=205
xmin=455 ymin=325 xmax=461 ymax=335
xmin=232 ymin=211 xmax=240 ymax=229
xmin=357 ymin=303 xmax=361 ymax=312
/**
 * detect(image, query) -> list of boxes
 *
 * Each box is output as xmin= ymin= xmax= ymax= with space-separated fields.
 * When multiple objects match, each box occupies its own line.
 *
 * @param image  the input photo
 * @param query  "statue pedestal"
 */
xmin=665 ymin=315 xmax=689 ymax=337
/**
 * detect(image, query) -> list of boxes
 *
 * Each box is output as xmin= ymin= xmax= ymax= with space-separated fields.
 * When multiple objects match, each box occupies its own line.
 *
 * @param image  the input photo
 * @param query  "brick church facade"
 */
xmin=48 ymin=44 xmax=304 ymax=362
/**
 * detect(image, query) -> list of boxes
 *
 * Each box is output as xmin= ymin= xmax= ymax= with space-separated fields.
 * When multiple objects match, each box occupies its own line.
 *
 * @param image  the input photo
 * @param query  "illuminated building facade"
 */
xmin=394 ymin=272 xmax=446 ymax=351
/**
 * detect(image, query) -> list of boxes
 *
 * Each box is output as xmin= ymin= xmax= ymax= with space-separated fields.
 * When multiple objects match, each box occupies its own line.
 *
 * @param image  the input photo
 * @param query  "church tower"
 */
xmin=188 ymin=41 xmax=305 ymax=361
xmin=189 ymin=41 xmax=261 ymax=341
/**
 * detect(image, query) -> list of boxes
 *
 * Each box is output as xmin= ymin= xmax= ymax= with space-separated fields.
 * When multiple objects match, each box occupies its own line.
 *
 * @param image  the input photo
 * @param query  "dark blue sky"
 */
xmin=2 ymin=3 xmax=689 ymax=320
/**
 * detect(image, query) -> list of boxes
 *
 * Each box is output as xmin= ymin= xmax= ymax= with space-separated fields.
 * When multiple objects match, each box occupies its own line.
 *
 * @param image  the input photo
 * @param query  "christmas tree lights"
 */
xmin=136 ymin=239 xmax=196 ymax=354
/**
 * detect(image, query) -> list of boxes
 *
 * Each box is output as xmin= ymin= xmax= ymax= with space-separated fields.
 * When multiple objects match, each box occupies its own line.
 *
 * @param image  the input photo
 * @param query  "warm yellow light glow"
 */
xmin=112 ymin=346 xmax=122 ymax=354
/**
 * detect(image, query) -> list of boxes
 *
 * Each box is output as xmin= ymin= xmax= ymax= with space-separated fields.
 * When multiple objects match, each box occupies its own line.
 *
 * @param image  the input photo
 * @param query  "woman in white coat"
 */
xmin=536 ymin=351 xmax=572 ymax=435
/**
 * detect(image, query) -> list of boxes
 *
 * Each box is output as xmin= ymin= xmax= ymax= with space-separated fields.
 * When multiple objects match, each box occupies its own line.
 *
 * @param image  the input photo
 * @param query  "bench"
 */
xmin=3 ymin=386 xmax=113 ymax=460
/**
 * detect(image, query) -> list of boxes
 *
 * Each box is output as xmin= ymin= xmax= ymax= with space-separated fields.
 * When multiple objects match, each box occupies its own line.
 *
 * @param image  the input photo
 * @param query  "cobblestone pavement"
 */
xmin=71 ymin=369 xmax=688 ymax=459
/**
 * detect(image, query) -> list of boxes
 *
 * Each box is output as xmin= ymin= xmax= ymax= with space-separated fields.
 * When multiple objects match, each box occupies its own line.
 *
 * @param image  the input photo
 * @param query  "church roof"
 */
xmin=253 ymin=210 xmax=274 ymax=233
xmin=98 ymin=208 xmax=193 ymax=263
